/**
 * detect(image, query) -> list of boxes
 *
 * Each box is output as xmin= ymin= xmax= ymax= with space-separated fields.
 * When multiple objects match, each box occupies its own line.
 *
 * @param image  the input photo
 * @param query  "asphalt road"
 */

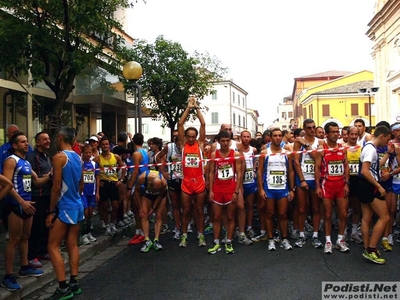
xmin=48 ymin=231 xmax=400 ymax=300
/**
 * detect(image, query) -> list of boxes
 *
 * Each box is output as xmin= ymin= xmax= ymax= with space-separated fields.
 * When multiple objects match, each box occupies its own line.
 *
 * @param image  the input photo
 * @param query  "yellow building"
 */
xmin=297 ymin=70 xmax=376 ymax=128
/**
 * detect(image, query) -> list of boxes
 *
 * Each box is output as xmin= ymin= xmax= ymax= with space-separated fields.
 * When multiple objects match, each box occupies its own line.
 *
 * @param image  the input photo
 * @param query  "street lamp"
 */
xmin=358 ymin=87 xmax=379 ymax=132
xmin=123 ymin=61 xmax=143 ymax=134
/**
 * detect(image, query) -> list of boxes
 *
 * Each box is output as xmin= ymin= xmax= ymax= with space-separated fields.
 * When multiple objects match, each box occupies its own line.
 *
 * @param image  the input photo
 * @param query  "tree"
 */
xmin=0 ymin=0 xmax=132 ymax=135
xmin=122 ymin=35 xmax=227 ymax=139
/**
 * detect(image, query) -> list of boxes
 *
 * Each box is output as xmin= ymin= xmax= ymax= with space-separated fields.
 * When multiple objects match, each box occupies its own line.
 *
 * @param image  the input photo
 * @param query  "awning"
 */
xmin=72 ymin=94 xmax=149 ymax=118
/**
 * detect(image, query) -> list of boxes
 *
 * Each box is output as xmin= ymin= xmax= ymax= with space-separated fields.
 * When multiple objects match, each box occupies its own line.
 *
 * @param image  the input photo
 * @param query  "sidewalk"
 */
xmin=0 ymin=214 xmax=135 ymax=300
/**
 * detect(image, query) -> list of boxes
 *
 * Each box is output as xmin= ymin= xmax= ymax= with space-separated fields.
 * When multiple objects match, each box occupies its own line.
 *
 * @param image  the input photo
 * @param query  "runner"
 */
xmin=207 ymin=130 xmax=243 ymax=254
xmin=315 ymin=122 xmax=350 ymax=254
xmin=177 ymin=96 xmax=207 ymax=247
xmin=257 ymin=128 xmax=294 ymax=251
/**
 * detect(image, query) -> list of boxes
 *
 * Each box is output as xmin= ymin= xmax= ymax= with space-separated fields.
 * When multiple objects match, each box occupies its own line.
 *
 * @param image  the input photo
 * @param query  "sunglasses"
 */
xmin=306 ymin=126 xmax=316 ymax=130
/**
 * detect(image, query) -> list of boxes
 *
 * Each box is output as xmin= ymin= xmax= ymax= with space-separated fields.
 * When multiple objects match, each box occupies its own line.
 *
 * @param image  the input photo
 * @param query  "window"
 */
xmin=242 ymin=97 xmax=245 ymax=108
xmin=212 ymin=90 xmax=217 ymax=100
xmin=243 ymin=116 xmax=245 ymax=128
xmin=303 ymin=107 xmax=307 ymax=119
xmin=211 ymin=112 xmax=218 ymax=124
xmin=322 ymin=104 xmax=330 ymax=117
xmin=351 ymin=103 xmax=358 ymax=115
xmin=143 ymin=124 xmax=149 ymax=134
xmin=364 ymin=103 xmax=370 ymax=116
xmin=238 ymin=115 xmax=241 ymax=127
xmin=238 ymin=94 xmax=240 ymax=106
xmin=288 ymin=111 xmax=293 ymax=118
xmin=232 ymin=92 xmax=235 ymax=103
xmin=233 ymin=113 xmax=236 ymax=125
xmin=282 ymin=112 xmax=286 ymax=119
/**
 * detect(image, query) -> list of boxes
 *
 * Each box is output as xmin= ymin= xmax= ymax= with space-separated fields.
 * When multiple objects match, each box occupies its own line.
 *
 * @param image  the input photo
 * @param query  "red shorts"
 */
xmin=212 ymin=191 xmax=234 ymax=206
xmin=321 ymin=180 xmax=345 ymax=200
xmin=181 ymin=176 xmax=206 ymax=195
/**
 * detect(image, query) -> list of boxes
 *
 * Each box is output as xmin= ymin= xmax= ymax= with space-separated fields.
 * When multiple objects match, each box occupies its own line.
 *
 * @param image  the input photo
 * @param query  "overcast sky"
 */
xmin=127 ymin=0 xmax=377 ymax=126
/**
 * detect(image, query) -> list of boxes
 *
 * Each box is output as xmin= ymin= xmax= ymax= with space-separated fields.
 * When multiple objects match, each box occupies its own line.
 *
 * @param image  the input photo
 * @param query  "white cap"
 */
xmin=89 ymin=135 xmax=98 ymax=142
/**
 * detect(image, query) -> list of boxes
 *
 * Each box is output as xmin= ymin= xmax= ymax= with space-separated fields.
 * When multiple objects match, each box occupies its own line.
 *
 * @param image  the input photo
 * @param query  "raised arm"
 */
xmin=178 ymin=97 xmax=194 ymax=148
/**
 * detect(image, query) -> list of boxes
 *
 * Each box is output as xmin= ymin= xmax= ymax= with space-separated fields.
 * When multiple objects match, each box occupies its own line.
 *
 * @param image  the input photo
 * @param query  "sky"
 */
xmin=127 ymin=0 xmax=377 ymax=126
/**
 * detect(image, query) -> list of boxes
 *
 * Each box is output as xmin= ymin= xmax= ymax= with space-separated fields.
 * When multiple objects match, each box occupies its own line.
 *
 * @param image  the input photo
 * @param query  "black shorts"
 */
xmin=348 ymin=176 xmax=359 ymax=197
xmin=2 ymin=202 xmax=32 ymax=220
xmin=357 ymin=177 xmax=385 ymax=203
xmin=167 ymin=179 xmax=182 ymax=193
xmin=99 ymin=180 xmax=120 ymax=201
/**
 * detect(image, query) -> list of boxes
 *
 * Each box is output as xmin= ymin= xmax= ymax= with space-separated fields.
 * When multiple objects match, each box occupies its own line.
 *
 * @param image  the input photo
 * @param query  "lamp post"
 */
xmin=358 ymin=87 xmax=379 ymax=132
xmin=123 ymin=61 xmax=143 ymax=134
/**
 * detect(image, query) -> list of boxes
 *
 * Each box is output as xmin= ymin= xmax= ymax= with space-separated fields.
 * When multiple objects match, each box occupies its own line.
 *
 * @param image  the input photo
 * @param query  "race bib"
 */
xmin=23 ymin=175 xmax=31 ymax=192
xmin=217 ymin=164 xmax=234 ymax=180
xmin=348 ymin=160 xmax=359 ymax=176
xmin=269 ymin=170 xmax=286 ymax=187
xmin=171 ymin=162 xmax=183 ymax=173
xmin=328 ymin=160 xmax=344 ymax=176
xmin=302 ymin=159 xmax=315 ymax=174
xmin=185 ymin=154 xmax=200 ymax=168
xmin=244 ymin=168 xmax=255 ymax=183
xmin=104 ymin=166 xmax=116 ymax=176
xmin=83 ymin=171 xmax=95 ymax=183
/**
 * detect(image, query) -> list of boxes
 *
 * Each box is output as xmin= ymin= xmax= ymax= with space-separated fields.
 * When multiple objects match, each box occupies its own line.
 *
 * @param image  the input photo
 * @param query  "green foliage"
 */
xmin=122 ymin=35 xmax=227 ymax=136
xmin=0 ymin=0 xmax=132 ymax=131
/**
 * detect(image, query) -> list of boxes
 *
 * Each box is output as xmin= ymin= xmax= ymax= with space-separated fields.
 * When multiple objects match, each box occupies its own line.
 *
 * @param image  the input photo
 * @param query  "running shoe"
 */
xmin=98 ymin=220 xmax=106 ymax=230
xmin=335 ymin=239 xmax=350 ymax=252
xmin=305 ymin=220 xmax=314 ymax=232
xmin=273 ymin=230 xmax=281 ymax=243
xmin=117 ymin=220 xmax=125 ymax=228
xmin=18 ymin=267 xmax=44 ymax=278
xmin=110 ymin=224 xmax=118 ymax=235
xmin=105 ymin=226 xmax=113 ymax=236
xmin=47 ymin=287 xmax=74 ymax=300
xmin=234 ymin=228 xmax=240 ymax=239
xmin=362 ymin=249 xmax=385 ymax=264
xmin=80 ymin=234 xmax=90 ymax=245
xmin=319 ymin=221 xmax=324 ymax=232
xmin=149 ymin=213 xmax=156 ymax=223
xmin=350 ymin=233 xmax=363 ymax=244
xmin=1 ymin=275 xmax=21 ymax=292
xmin=290 ymin=231 xmax=299 ymax=240
xmin=167 ymin=211 xmax=174 ymax=220
xmin=87 ymin=233 xmax=97 ymax=242
xmin=123 ymin=216 xmax=132 ymax=225
xmin=268 ymin=239 xmax=276 ymax=251
xmin=381 ymin=239 xmax=393 ymax=252
xmin=204 ymin=225 xmax=213 ymax=235
xmin=208 ymin=242 xmax=221 ymax=254
xmin=179 ymin=235 xmax=188 ymax=247
xmin=29 ymin=258 xmax=43 ymax=268
xmin=225 ymin=242 xmax=234 ymax=254
xmin=294 ymin=237 xmax=306 ymax=248
xmin=128 ymin=234 xmax=144 ymax=245
xmin=198 ymin=234 xmax=206 ymax=247
xmin=69 ymin=282 xmax=82 ymax=295
xmin=252 ymin=233 xmax=268 ymax=242
xmin=127 ymin=211 xmax=135 ymax=218
xmin=324 ymin=242 xmax=333 ymax=254
xmin=141 ymin=239 xmax=153 ymax=253
xmin=173 ymin=229 xmax=181 ymax=240
xmin=312 ymin=237 xmax=323 ymax=249
xmin=161 ymin=224 xmax=170 ymax=235
xmin=388 ymin=233 xmax=394 ymax=246
xmin=153 ymin=239 xmax=163 ymax=251
xmin=238 ymin=233 xmax=253 ymax=246
xmin=280 ymin=239 xmax=293 ymax=250
xmin=246 ymin=228 xmax=255 ymax=238
xmin=221 ymin=236 xmax=228 ymax=244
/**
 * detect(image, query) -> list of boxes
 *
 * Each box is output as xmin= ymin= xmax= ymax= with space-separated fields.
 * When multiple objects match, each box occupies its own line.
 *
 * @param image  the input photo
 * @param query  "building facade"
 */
xmin=367 ymin=0 xmax=400 ymax=123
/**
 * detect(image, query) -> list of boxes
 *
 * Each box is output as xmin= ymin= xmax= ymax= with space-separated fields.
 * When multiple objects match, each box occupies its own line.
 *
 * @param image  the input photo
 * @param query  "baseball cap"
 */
xmin=89 ymin=135 xmax=99 ymax=142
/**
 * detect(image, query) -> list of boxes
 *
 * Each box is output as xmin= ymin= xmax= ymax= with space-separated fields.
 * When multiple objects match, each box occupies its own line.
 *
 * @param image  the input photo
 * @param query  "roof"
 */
xmin=313 ymin=80 xmax=374 ymax=95
xmin=296 ymin=70 xmax=353 ymax=80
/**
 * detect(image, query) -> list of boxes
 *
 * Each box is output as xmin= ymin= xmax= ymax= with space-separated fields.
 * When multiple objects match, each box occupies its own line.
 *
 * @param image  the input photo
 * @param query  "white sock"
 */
xmin=313 ymin=232 xmax=318 ymax=238
xmin=261 ymin=230 xmax=266 ymax=235
xmin=326 ymin=236 xmax=331 ymax=243
xmin=299 ymin=232 xmax=305 ymax=238
xmin=214 ymin=239 xmax=220 ymax=244
xmin=337 ymin=234 xmax=343 ymax=241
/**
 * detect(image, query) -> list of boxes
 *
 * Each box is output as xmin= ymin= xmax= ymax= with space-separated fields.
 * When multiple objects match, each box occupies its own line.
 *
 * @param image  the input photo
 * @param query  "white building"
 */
xmin=367 ymin=0 xmax=400 ymax=123
xmin=128 ymin=79 xmax=263 ymax=141
xmin=271 ymin=96 xmax=294 ymax=130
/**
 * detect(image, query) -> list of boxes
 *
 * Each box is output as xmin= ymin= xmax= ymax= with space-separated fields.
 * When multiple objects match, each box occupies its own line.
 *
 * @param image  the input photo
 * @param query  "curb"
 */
xmin=0 ymin=225 xmax=133 ymax=300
